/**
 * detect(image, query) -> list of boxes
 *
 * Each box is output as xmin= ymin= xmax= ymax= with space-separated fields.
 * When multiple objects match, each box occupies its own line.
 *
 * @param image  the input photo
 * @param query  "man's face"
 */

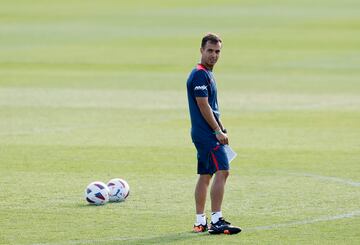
xmin=200 ymin=41 xmax=222 ymax=68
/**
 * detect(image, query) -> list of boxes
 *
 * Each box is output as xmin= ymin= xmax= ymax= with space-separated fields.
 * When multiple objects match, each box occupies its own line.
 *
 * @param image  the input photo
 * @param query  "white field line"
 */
xmin=270 ymin=170 xmax=360 ymax=187
xmin=245 ymin=210 xmax=360 ymax=232
xmin=288 ymin=172 xmax=360 ymax=187
xmin=243 ymin=170 xmax=360 ymax=231
xmin=30 ymin=171 xmax=360 ymax=245
xmin=30 ymin=211 xmax=360 ymax=245
xmin=31 ymin=208 xmax=360 ymax=245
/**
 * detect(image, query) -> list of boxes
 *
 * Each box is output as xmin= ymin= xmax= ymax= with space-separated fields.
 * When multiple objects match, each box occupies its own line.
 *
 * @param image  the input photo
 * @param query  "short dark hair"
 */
xmin=201 ymin=33 xmax=222 ymax=48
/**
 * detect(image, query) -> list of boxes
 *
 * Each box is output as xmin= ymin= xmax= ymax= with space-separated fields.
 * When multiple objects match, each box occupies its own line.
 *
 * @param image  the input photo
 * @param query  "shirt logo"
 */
xmin=194 ymin=85 xmax=207 ymax=91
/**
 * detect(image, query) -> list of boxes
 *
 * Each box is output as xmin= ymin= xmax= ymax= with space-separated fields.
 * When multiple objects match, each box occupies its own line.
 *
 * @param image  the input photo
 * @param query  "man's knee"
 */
xmin=216 ymin=170 xmax=229 ymax=179
xmin=198 ymin=174 xmax=212 ymax=185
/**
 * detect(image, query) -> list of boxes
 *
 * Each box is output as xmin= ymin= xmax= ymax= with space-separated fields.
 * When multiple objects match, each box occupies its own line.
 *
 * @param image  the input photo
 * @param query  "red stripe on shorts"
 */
xmin=213 ymin=145 xmax=220 ymax=151
xmin=210 ymin=152 xmax=219 ymax=171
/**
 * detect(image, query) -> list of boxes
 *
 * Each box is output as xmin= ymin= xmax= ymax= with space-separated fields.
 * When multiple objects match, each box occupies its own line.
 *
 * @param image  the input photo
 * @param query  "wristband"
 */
xmin=213 ymin=130 xmax=222 ymax=135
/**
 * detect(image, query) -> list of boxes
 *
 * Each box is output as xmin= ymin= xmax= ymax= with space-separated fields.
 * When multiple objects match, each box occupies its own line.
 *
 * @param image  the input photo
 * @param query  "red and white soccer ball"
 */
xmin=85 ymin=181 xmax=110 ymax=205
xmin=107 ymin=178 xmax=130 ymax=202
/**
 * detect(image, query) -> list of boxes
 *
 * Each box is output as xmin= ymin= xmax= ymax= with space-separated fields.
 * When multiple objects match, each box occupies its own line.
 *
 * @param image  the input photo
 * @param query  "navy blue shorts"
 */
xmin=193 ymin=141 xmax=230 ymax=175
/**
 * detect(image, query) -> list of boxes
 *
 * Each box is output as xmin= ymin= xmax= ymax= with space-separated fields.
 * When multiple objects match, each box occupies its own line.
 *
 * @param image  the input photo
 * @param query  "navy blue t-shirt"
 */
xmin=186 ymin=64 xmax=220 ymax=143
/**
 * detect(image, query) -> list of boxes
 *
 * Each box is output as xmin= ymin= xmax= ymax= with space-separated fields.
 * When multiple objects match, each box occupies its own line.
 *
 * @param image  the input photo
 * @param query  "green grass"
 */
xmin=1 ymin=0 xmax=360 ymax=244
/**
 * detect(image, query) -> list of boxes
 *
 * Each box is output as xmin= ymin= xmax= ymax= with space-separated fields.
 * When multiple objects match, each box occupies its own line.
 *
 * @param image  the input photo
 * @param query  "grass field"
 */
xmin=1 ymin=0 xmax=360 ymax=244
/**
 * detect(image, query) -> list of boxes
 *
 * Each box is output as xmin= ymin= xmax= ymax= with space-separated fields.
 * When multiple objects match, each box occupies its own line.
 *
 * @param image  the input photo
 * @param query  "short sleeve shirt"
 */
xmin=186 ymin=64 xmax=220 ymax=142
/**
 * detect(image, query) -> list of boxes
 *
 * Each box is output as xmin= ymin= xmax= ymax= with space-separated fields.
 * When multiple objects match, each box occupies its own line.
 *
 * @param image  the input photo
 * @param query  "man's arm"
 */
xmin=215 ymin=116 xmax=227 ymax=133
xmin=196 ymin=97 xmax=228 ymax=145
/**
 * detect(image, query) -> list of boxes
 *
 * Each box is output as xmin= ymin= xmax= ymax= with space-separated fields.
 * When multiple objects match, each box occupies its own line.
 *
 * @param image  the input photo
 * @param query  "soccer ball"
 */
xmin=107 ymin=178 xmax=130 ymax=202
xmin=85 ymin=181 xmax=110 ymax=205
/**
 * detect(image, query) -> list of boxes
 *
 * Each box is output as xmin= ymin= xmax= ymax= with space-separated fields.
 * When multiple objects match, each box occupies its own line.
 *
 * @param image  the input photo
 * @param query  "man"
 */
xmin=186 ymin=33 xmax=241 ymax=235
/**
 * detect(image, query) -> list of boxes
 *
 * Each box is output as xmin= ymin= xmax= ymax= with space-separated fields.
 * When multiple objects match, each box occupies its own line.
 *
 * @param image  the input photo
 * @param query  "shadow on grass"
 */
xmin=72 ymin=204 xmax=209 ymax=244
xmin=116 ymin=231 xmax=207 ymax=245
xmin=74 ymin=202 xmax=126 ymax=208
xmin=34 ymin=232 xmax=209 ymax=245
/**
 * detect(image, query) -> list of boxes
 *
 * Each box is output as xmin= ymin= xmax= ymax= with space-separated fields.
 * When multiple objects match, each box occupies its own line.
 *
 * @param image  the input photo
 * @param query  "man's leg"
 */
xmin=210 ymin=170 xmax=229 ymax=213
xmin=195 ymin=174 xmax=212 ymax=214
xmin=208 ymin=170 xmax=241 ymax=234
xmin=193 ymin=174 xmax=212 ymax=232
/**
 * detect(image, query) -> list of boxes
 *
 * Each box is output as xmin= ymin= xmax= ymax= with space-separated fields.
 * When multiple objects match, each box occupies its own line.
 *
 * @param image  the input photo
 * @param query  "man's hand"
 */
xmin=215 ymin=131 xmax=228 ymax=145
xmin=195 ymin=97 xmax=229 ymax=145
